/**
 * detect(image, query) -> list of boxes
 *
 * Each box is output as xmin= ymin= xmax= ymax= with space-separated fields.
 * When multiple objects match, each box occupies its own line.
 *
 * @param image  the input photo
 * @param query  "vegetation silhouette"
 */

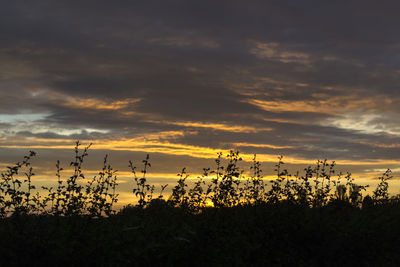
xmin=1 ymin=141 xmax=400 ymax=266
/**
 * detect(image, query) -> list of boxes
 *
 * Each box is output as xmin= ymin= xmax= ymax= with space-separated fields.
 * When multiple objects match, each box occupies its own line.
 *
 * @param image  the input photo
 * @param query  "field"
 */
xmin=0 ymin=141 xmax=399 ymax=266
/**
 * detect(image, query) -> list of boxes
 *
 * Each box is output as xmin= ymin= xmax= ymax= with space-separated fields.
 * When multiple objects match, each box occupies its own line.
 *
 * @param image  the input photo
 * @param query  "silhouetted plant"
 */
xmin=187 ymin=168 xmax=209 ymax=211
xmin=373 ymin=169 xmax=392 ymax=204
xmin=312 ymin=159 xmax=335 ymax=207
xmin=86 ymin=155 xmax=119 ymax=217
xmin=242 ymin=154 xmax=265 ymax=205
xmin=333 ymin=172 xmax=368 ymax=207
xmin=62 ymin=141 xmax=92 ymax=215
xmin=158 ymin=184 xmax=168 ymax=199
xmin=0 ymin=141 xmax=399 ymax=217
xmin=0 ymin=150 xmax=36 ymax=216
xmin=3 ymin=141 xmax=400 ymax=266
xmin=168 ymin=168 xmax=189 ymax=208
xmin=53 ymin=160 xmax=66 ymax=215
xmin=34 ymin=142 xmax=118 ymax=216
xmin=209 ymin=150 xmax=243 ymax=207
xmin=266 ymin=155 xmax=287 ymax=204
xmin=130 ymin=154 xmax=154 ymax=208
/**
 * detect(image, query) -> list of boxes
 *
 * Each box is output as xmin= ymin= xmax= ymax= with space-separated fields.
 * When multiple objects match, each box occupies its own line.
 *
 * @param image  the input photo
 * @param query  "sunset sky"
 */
xmin=1 ymin=1 xmax=400 ymax=204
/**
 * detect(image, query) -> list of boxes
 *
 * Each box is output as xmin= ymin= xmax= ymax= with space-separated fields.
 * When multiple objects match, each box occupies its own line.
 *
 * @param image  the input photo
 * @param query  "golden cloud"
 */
xmin=152 ymin=120 xmax=273 ymax=133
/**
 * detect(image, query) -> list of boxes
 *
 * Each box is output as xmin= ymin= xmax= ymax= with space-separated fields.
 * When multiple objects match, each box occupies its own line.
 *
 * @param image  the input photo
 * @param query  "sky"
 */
xmin=1 ymin=1 xmax=400 ymax=204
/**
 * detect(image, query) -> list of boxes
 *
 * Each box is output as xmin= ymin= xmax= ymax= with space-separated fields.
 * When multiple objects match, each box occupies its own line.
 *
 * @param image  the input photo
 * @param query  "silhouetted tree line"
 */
xmin=0 ymin=141 xmax=396 ymax=217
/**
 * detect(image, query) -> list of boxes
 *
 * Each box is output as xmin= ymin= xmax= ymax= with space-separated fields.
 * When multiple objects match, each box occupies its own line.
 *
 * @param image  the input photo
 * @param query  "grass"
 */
xmin=0 ymin=141 xmax=399 ymax=266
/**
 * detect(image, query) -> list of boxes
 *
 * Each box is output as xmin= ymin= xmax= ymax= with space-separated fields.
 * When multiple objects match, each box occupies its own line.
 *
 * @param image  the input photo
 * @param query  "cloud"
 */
xmin=249 ymin=41 xmax=310 ymax=64
xmin=1 ymin=0 xmax=400 ymax=185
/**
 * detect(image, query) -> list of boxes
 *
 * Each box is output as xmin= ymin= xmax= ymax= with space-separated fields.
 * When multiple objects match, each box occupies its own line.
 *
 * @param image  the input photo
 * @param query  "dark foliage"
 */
xmin=0 ymin=142 xmax=399 ymax=266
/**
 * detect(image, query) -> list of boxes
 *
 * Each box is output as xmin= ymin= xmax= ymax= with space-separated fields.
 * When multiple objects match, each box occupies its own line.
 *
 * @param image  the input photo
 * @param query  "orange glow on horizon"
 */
xmin=1 ymin=136 xmax=400 ymax=168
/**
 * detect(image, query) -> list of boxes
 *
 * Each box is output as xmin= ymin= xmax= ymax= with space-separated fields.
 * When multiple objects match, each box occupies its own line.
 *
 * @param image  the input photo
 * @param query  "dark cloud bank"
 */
xmin=1 ymin=0 xmax=400 ymax=179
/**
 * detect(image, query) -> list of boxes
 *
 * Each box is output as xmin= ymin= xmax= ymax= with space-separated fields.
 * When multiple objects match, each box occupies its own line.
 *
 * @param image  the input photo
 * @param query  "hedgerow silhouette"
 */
xmin=0 ymin=141 xmax=396 ymax=217
xmin=3 ymin=141 xmax=400 ymax=266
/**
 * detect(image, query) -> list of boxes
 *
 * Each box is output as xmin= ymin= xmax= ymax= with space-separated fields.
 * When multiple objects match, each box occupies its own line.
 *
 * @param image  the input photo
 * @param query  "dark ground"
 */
xmin=1 ymin=202 xmax=400 ymax=267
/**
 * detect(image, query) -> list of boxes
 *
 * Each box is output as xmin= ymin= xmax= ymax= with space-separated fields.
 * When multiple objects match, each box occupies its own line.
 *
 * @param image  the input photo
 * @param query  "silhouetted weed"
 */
xmin=0 ymin=142 xmax=395 ymax=214
xmin=0 ymin=141 xmax=399 ymax=266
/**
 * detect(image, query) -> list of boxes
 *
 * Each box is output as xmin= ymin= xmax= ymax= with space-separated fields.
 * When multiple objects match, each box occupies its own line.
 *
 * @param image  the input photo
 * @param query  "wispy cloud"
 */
xmin=249 ymin=41 xmax=310 ymax=64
